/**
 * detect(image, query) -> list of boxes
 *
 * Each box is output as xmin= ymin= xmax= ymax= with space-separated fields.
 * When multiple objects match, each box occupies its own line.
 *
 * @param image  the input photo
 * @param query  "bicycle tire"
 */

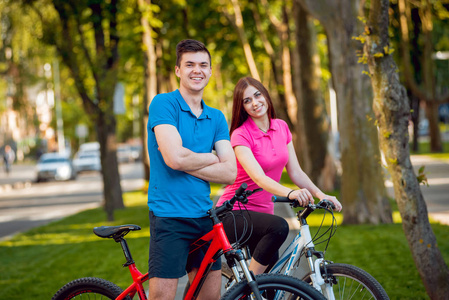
xmin=301 ymin=263 xmax=389 ymax=300
xmin=221 ymin=273 xmax=326 ymax=300
xmin=51 ymin=277 xmax=131 ymax=300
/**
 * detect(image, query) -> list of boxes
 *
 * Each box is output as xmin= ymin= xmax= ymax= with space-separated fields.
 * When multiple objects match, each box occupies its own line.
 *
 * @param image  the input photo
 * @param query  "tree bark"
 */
xmin=397 ymin=0 xmax=442 ymax=152
xmin=420 ymin=0 xmax=442 ymax=152
xmin=293 ymin=2 xmax=336 ymax=190
xmin=298 ymin=0 xmax=392 ymax=224
xmin=365 ymin=0 xmax=449 ymax=297
xmin=97 ymin=109 xmax=124 ymax=220
xmin=139 ymin=0 xmax=158 ymax=182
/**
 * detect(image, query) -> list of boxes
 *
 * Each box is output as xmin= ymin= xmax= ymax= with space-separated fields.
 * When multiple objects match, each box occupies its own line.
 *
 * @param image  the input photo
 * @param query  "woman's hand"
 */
xmin=288 ymin=189 xmax=314 ymax=207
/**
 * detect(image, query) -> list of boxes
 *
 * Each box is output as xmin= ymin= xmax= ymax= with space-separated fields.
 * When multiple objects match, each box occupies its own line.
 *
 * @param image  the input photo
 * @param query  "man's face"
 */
xmin=175 ymin=51 xmax=212 ymax=93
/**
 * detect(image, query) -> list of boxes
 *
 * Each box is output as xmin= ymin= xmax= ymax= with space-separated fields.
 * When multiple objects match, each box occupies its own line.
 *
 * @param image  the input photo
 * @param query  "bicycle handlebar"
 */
xmin=212 ymin=183 xmax=247 ymax=216
xmin=271 ymin=195 xmax=336 ymax=210
xmin=235 ymin=183 xmax=248 ymax=198
xmin=211 ymin=183 xmax=263 ymax=218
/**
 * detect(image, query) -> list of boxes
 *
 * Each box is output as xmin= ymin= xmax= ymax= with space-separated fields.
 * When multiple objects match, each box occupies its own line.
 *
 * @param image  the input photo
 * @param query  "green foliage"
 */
xmin=2 ymin=0 xmax=339 ymax=144
xmin=416 ymin=165 xmax=429 ymax=186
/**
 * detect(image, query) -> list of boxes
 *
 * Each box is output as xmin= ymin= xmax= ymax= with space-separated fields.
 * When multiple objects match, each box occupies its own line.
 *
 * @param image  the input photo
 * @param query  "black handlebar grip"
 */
xmin=235 ymin=183 xmax=248 ymax=197
xmin=271 ymin=195 xmax=292 ymax=203
xmin=321 ymin=199 xmax=336 ymax=210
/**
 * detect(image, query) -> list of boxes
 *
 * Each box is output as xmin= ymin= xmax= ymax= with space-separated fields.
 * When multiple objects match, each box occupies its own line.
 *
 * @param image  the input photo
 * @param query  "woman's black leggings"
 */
xmin=221 ymin=210 xmax=289 ymax=268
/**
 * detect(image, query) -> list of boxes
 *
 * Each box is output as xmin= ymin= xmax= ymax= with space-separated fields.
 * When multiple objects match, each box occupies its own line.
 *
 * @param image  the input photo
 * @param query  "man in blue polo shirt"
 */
xmin=147 ymin=39 xmax=237 ymax=300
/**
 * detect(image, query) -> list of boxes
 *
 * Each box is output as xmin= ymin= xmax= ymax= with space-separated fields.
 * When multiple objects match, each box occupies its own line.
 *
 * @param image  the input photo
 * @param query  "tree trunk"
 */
xmin=248 ymin=0 xmax=291 ymax=130
xmin=299 ymin=0 xmax=391 ymax=224
xmin=365 ymin=0 xmax=449 ymax=297
xmin=409 ymin=91 xmax=420 ymax=152
xmin=97 ymin=110 xmax=124 ymax=220
xmin=251 ymin=0 xmax=306 ymax=168
xmin=293 ymin=2 xmax=336 ymax=190
xmin=139 ymin=0 xmax=158 ymax=182
xmin=280 ymin=4 xmax=298 ymax=126
xmin=49 ymin=0 xmax=124 ymax=221
xmin=222 ymin=0 xmax=261 ymax=81
xmin=421 ymin=0 xmax=441 ymax=152
xmin=397 ymin=0 xmax=442 ymax=152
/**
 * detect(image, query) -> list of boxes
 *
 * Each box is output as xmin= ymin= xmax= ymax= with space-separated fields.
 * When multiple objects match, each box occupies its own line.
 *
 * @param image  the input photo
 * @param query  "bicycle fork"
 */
xmin=304 ymin=250 xmax=336 ymax=300
xmin=225 ymin=249 xmax=263 ymax=300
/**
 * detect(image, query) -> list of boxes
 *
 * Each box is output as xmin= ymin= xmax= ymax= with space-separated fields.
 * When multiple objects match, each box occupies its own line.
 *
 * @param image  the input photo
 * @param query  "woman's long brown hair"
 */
xmin=229 ymin=77 xmax=276 ymax=136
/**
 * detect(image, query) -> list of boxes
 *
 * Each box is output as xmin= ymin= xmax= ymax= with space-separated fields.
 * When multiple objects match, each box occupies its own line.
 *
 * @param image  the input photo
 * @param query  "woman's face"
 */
xmin=242 ymin=85 xmax=268 ymax=120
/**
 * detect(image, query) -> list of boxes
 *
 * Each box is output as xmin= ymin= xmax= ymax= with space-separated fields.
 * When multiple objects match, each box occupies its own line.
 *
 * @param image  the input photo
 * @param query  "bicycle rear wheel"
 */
xmin=302 ymin=263 xmax=389 ymax=300
xmin=221 ymin=273 xmax=326 ymax=300
xmin=52 ymin=277 xmax=130 ymax=300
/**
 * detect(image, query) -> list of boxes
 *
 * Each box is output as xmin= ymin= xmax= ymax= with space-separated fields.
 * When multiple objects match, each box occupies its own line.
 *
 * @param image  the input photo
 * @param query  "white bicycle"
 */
xmin=222 ymin=196 xmax=390 ymax=300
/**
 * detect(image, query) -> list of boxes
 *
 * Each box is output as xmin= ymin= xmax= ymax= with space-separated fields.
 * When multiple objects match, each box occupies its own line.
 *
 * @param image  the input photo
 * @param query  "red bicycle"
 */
xmin=51 ymin=183 xmax=325 ymax=300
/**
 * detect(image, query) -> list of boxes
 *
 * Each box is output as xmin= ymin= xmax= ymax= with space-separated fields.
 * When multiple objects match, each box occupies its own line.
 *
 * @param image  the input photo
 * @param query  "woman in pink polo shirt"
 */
xmin=217 ymin=77 xmax=342 ymax=275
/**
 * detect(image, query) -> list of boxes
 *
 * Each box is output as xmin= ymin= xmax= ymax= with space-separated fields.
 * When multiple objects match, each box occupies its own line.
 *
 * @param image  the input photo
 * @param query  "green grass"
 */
xmin=410 ymin=140 xmax=449 ymax=157
xmin=1 ymin=179 xmax=448 ymax=300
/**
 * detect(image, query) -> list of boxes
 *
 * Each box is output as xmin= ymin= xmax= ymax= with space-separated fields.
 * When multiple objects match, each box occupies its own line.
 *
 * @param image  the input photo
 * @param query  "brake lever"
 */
xmin=243 ymin=188 xmax=263 ymax=197
xmin=236 ymin=188 xmax=263 ymax=205
xmin=291 ymin=201 xmax=316 ymax=209
xmin=251 ymin=188 xmax=263 ymax=194
xmin=318 ymin=199 xmax=335 ymax=210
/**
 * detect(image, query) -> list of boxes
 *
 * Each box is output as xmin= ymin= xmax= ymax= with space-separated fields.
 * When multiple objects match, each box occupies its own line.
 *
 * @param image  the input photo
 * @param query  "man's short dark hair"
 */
xmin=176 ymin=39 xmax=211 ymax=67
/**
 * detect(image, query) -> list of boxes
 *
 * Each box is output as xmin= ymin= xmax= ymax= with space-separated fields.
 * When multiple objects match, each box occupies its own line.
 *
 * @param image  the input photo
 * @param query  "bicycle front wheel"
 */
xmin=221 ymin=273 xmax=326 ymax=300
xmin=302 ymin=263 xmax=389 ymax=300
xmin=52 ymin=277 xmax=130 ymax=300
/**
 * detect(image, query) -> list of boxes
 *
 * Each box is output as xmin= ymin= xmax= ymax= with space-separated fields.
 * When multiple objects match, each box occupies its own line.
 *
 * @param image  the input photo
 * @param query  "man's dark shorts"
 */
xmin=148 ymin=211 xmax=222 ymax=279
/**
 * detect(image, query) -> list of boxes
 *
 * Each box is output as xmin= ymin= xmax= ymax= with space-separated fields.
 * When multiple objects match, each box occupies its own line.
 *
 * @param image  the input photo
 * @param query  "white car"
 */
xmin=73 ymin=151 xmax=101 ymax=173
xmin=117 ymin=144 xmax=133 ymax=163
xmin=36 ymin=153 xmax=77 ymax=182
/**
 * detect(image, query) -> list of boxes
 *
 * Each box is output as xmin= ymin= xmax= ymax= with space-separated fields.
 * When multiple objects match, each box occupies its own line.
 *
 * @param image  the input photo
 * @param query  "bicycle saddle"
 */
xmin=93 ymin=224 xmax=141 ymax=241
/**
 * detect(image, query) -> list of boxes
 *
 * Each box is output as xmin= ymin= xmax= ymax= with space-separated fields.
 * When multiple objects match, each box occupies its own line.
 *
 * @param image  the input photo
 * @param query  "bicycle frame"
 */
xmin=268 ymin=206 xmax=335 ymax=299
xmin=270 ymin=223 xmax=332 ymax=294
xmin=271 ymin=223 xmax=313 ymax=275
xmin=114 ymin=237 xmax=148 ymax=300
xmin=184 ymin=222 xmax=233 ymax=300
xmin=113 ymin=222 xmax=233 ymax=300
xmin=223 ymin=200 xmax=336 ymax=299
xmin=89 ymin=184 xmax=267 ymax=300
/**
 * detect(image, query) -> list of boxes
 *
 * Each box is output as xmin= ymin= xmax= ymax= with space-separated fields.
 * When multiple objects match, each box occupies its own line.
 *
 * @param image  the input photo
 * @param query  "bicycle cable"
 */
xmin=234 ymin=201 xmax=254 ymax=247
xmin=309 ymin=206 xmax=338 ymax=254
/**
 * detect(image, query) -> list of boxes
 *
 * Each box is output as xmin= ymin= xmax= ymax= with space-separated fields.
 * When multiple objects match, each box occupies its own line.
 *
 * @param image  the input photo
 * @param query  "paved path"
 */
xmin=385 ymin=155 xmax=449 ymax=225
xmin=0 ymin=163 xmax=35 ymax=191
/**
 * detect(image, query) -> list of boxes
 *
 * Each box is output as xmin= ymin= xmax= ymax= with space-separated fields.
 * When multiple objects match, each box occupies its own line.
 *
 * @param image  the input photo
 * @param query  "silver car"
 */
xmin=73 ymin=151 xmax=101 ymax=173
xmin=36 ymin=153 xmax=77 ymax=182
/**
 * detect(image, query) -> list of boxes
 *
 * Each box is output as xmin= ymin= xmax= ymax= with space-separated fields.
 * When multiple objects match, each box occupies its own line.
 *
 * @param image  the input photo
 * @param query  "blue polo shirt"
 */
xmin=147 ymin=89 xmax=230 ymax=218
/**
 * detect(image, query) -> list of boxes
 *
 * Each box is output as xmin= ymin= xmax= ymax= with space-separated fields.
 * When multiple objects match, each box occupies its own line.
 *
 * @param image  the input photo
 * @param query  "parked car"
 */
xmin=117 ymin=144 xmax=133 ymax=163
xmin=130 ymin=144 xmax=143 ymax=161
xmin=73 ymin=151 xmax=101 ymax=173
xmin=36 ymin=152 xmax=77 ymax=182
xmin=79 ymin=142 xmax=100 ymax=152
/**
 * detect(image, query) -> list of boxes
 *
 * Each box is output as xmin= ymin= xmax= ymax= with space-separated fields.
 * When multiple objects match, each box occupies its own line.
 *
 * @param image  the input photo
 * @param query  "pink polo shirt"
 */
xmin=217 ymin=117 xmax=292 ymax=214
